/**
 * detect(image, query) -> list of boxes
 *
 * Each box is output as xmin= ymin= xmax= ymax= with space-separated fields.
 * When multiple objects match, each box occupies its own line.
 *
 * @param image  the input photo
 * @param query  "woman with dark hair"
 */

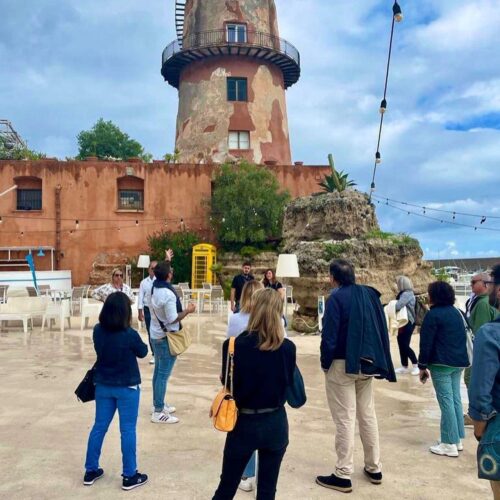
xmin=418 ymin=281 xmax=469 ymax=458
xmin=83 ymin=292 xmax=149 ymax=491
xmin=262 ymin=269 xmax=285 ymax=299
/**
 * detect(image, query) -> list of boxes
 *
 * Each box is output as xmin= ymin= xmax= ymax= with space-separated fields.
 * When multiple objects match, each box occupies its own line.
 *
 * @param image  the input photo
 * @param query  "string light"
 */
xmin=369 ymin=1 xmax=403 ymax=201
xmin=75 ymin=219 xmax=79 ymax=230
xmin=0 ymin=216 xmax=2 ymax=224
xmin=372 ymin=194 xmax=500 ymax=220
xmin=135 ymin=220 xmax=139 ymax=226
xmin=393 ymin=1 xmax=403 ymax=22
xmin=375 ymin=200 xmax=500 ymax=233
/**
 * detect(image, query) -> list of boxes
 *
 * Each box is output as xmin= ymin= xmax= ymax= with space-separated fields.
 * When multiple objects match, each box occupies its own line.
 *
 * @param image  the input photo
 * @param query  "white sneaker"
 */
xmin=429 ymin=443 xmax=458 ymax=457
xmin=151 ymin=411 xmax=179 ymax=424
xmin=395 ymin=367 xmax=410 ymax=374
xmin=149 ymin=357 xmax=155 ymax=365
xmin=238 ymin=477 xmax=255 ymax=492
xmin=151 ymin=405 xmax=176 ymax=414
xmin=410 ymin=366 xmax=420 ymax=376
xmin=438 ymin=440 xmax=463 ymax=451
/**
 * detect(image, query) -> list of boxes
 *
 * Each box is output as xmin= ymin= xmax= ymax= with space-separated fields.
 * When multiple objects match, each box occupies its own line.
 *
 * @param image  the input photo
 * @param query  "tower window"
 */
xmin=226 ymin=24 xmax=247 ymax=43
xmin=14 ymin=176 xmax=42 ymax=210
xmin=228 ymin=131 xmax=250 ymax=150
xmin=227 ymin=78 xmax=248 ymax=102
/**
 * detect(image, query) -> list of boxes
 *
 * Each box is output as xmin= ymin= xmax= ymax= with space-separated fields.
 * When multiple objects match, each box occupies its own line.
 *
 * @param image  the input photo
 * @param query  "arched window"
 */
xmin=117 ymin=176 xmax=144 ymax=210
xmin=14 ymin=176 xmax=42 ymax=211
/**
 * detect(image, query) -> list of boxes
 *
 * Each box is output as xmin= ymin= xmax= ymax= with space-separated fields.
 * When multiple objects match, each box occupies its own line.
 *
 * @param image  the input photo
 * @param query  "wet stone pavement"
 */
xmin=0 ymin=316 xmax=490 ymax=499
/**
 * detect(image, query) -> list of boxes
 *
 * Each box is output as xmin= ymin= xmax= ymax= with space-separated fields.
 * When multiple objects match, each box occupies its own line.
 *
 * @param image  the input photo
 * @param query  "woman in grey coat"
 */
xmin=395 ymin=276 xmax=419 ymax=375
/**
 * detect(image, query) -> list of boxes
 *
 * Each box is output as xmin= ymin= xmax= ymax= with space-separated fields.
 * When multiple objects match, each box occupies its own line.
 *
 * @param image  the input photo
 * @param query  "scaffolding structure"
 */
xmin=0 ymin=120 xmax=27 ymax=149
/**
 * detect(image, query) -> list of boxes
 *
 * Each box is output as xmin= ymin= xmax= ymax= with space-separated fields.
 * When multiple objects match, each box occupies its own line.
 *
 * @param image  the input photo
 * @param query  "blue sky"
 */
xmin=0 ymin=0 xmax=499 ymax=260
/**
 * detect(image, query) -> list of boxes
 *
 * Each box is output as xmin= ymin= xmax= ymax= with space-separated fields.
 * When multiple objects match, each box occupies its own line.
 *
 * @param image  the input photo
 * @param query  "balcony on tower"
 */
xmin=161 ymin=28 xmax=301 ymax=89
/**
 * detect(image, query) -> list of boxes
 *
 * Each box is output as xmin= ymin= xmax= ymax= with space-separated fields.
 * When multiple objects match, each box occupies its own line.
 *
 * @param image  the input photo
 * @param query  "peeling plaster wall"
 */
xmin=176 ymin=57 xmax=291 ymax=164
xmin=177 ymin=0 xmax=291 ymax=164
xmin=0 ymin=160 xmax=329 ymax=284
xmin=184 ymin=0 xmax=279 ymax=37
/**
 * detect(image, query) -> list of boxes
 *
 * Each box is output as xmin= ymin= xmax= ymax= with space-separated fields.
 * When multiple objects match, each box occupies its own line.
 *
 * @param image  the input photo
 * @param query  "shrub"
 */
xmin=324 ymin=242 xmax=350 ymax=261
xmin=147 ymin=230 xmax=201 ymax=284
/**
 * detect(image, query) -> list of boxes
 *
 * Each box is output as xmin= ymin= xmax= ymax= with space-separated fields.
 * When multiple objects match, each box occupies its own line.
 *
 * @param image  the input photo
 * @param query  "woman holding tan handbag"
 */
xmin=213 ymin=288 xmax=296 ymax=500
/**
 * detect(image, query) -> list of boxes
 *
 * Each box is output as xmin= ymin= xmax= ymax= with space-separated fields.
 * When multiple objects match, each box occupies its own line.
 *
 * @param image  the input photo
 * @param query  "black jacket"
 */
xmin=320 ymin=284 xmax=396 ymax=382
xmin=93 ymin=325 xmax=148 ymax=386
xmin=418 ymin=305 xmax=469 ymax=369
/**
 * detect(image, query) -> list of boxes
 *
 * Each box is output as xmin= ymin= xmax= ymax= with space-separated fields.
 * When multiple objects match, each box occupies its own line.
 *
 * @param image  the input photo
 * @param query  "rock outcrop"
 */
xmin=281 ymin=191 xmax=433 ymax=332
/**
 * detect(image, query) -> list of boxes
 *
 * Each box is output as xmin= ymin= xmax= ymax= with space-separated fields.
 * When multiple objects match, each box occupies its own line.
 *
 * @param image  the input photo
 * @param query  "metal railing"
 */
xmin=162 ymin=29 xmax=300 ymax=67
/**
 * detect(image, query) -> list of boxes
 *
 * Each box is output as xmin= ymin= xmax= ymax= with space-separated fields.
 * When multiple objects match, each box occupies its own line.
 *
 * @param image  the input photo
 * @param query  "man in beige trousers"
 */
xmin=316 ymin=259 xmax=396 ymax=493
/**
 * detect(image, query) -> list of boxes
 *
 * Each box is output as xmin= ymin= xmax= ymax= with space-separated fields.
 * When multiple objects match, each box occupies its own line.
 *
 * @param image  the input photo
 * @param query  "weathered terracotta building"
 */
xmin=0 ymin=160 xmax=329 ymax=284
xmin=162 ymin=0 xmax=300 ymax=165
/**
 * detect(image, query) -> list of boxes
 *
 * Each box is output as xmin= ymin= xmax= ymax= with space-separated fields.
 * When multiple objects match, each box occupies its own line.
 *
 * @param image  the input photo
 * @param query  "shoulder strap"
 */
xmin=224 ymin=337 xmax=236 ymax=394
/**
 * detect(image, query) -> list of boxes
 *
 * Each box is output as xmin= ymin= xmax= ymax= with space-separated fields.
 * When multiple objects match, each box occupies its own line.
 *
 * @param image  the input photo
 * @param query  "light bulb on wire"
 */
xmin=375 ymin=152 xmax=382 ymax=164
xmin=393 ymin=1 xmax=403 ymax=22
xmin=379 ymin=99 xmax=387 ymax=114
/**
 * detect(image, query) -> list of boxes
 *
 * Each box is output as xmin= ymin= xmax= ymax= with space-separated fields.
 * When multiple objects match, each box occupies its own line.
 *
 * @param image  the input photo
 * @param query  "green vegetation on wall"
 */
xmin=362 ymin=229 xmax=419 ymax=248
xmin=324 ymin=242 xmax=350 ymax=261
xmin=210 ymin=161 xmax=290 ymax=250
xmin=147 ymin=230 xmax=201 ymax=285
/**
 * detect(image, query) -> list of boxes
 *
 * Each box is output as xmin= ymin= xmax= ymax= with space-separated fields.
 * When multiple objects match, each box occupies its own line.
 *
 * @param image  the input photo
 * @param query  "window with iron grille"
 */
xmin=227 ymin=77 xmax=248 ymax=102
xmin=17 ymin=189 xmax=42 ymax=210
xmin=118 ymin=190 xmax=144 ymax=210
xmin=226 ymin=24 xmax=247 ymax=43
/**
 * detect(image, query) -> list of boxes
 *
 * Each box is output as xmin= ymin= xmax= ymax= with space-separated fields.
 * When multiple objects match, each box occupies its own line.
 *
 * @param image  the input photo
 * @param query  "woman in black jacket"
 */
xmin=213 ymin=288 xmax=296 ymax=500
xmin=418 ymin=281 xmax=469 ymax=458
xmin=83 ymin=292 xmax=149 ymax=491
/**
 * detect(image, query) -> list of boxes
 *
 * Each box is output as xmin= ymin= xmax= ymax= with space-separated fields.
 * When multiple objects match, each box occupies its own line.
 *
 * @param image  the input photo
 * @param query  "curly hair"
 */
xmin=428 ymin=281 xmax=455 ymax=307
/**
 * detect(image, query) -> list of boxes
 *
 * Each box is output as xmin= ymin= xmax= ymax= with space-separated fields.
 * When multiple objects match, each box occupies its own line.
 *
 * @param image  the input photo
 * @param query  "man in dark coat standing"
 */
xmin=316 ymin=259 xmax=395 ymax=494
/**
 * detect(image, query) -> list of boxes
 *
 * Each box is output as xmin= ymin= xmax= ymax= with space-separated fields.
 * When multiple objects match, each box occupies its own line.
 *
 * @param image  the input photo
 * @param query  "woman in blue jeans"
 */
xmin=418 ymin=281 xmax=469 ymax=457
xmin=83 ymin=292 xmax=149 ymax=491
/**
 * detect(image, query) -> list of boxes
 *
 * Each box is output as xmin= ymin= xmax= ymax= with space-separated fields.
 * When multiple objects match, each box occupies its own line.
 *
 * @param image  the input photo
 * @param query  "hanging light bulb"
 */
xmin=135 ymin=220 xmax=139 ymax=226
xmin=393 ymin=1 xmax=403 ymax=22
xmin=0 ymin=216 xmax=3 ymax=224
xmin=480 ymin=217 xmax=487 ymax=224
xmin=379 ymin=99 xmax=387 ymax=114
xmin=75 ymin=219 xmax=79 ymax=230
xmin=370 ymin=182 xmax=376 ymax=190
xmin=375 ymin=152 xmax=382 ymax=164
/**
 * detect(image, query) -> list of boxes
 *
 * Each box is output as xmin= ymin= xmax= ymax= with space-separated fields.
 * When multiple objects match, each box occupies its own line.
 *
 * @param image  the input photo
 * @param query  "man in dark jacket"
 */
xmin=316 ymin=260 xmax=395 ymax=494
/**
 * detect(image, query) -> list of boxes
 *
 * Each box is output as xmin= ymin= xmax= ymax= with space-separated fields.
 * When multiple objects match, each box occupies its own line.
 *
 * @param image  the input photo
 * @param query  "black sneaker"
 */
xmin=364 ymin=468 xmax=383 ymax=485
xmin=122 ymin=472 xmax=148 ymax=491
xmin=83 ymin=468 xmax=104 ymax=486
xmin=316 ymin=474 xmax=352 ymax=493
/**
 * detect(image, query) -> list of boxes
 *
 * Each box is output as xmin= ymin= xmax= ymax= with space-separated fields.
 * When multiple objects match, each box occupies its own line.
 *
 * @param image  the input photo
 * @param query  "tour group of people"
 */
xmin=81 ymin=254 xmax=500 ymax=498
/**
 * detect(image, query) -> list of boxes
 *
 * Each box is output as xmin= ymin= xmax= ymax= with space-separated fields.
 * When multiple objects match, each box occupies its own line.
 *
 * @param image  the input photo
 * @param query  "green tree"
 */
xmin=147 ymin=230 xmax=201 ymax=284
xmin=211 ymin=161 xmax=290 ymax=247
xmin=318 ymin=154 xmax=356 ymax=193
xmin=76 ymin=118 xmax=151 ymax=161
xmin=0 ymin=136 xmax=46 ymax=160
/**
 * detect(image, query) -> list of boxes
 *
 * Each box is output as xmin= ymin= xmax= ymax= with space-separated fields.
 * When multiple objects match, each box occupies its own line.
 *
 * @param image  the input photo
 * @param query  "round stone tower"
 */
xmin=161 ymin=0 xmax=300 ymax=165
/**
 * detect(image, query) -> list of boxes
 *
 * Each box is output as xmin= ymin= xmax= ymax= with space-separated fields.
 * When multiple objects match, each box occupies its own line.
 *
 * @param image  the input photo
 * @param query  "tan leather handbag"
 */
xmin=210 ymin=337 xmax=238 ymax=432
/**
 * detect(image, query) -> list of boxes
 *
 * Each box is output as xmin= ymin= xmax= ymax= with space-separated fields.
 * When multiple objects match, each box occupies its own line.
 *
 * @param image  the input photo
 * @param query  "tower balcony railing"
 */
xmin=161 ymin=29 xmax=301 ymax=89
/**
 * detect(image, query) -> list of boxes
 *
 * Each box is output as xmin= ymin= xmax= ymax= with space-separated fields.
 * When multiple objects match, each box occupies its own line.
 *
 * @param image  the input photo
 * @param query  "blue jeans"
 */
xmin=243 ymin=452 xmax=256 ymax=478
xmin=430 ymin=367 xmax=465 ymax=445
xmin=85 ymin=384 xmax=140 ymax=477
xmin=152 ymin=337 xmax=177 ymax=412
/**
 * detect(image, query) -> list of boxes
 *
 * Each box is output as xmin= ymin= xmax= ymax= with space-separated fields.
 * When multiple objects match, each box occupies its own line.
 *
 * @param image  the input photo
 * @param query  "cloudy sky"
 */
xmin=0 ymin=0 xmax=499 ymax=261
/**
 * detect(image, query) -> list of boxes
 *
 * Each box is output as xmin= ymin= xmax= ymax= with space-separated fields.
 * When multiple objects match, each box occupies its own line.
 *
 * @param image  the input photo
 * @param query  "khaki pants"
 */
xmin=492 ymin=481 xmax=500 ymax=500
xmin=325 ymin=360 xmax=381 ymax=479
